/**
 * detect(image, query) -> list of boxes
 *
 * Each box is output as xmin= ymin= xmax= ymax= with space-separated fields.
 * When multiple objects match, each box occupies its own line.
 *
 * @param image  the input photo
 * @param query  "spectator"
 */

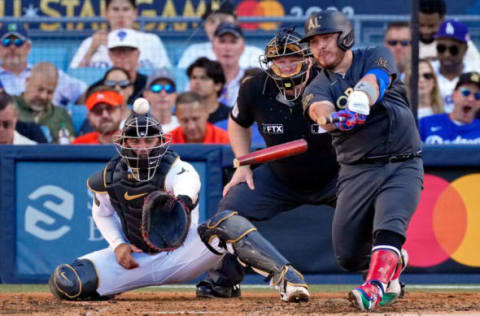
xmin=177 ymin=0 xmax=263 ymax=69
xmin=14 ymin=62 xmax=75 ymax=143
xmin=405 ymin=58 xmax=444 ymax=119
xmin=88 ymin=29 xmax=146 ymax=104
xmin=419 ymin=71 xmax=480 ymax=144
xmin=73 ymin=87 xmax=124 ymax=144
xmin=431 ymin=20 xmax=476 ymax=113
xmin=212 ymin=22 xmax=246 ymax=107
xmin=103 ymin=67 xmax=134 ymax=104
xmin=171 ymin=91 xmax=229 ymax=144
xmin=0 ymin=91 xmax=36 ymax=145
xmin=0 ymin=22 xmax=87 ymax=107
xmin=69 ymin=0 xmax=170 ymax=69
xmin=419 ymin=0 xmax=480 ymax=69
xmin=187 ymin=57 xmax=230 ymax=124
xmin=384 ymin=21 xmax=411 ymax=79
xmin=142 ymin=68 xmax=179 ymax=133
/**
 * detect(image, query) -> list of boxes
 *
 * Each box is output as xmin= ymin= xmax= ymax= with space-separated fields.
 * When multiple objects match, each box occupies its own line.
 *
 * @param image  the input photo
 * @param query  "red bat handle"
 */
xmin=233 ymin=139 xmax=308 ymax=168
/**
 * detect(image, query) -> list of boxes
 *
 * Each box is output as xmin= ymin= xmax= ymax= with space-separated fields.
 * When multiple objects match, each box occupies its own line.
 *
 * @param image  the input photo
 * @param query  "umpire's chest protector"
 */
xmin=104 ymin=152 xmax=178 ymax=253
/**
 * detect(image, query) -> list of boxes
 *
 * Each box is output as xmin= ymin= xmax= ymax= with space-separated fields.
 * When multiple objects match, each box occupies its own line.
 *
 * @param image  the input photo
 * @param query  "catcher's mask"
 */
xmin=260 ymin=27 xmax=311 ymax=101
xmin=114 ymin=113 xmax=169 ymax=182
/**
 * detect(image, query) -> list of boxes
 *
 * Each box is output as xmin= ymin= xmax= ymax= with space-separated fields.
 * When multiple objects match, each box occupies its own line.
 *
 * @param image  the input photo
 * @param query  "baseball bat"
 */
xmin=318 ymin=116 xmax=346 ymax=125
xmin=233 ymin=139 xmax=308 ymax=168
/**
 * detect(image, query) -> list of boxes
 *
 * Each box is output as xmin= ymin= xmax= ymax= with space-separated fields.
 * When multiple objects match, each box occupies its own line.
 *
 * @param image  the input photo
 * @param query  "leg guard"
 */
xmin=49 ymin=259 xmax=104 ymax=300
xmin=198 ymin=211 xmax=308 ymax=298
xmin=349 ymin=246 xmax=400 ymax=311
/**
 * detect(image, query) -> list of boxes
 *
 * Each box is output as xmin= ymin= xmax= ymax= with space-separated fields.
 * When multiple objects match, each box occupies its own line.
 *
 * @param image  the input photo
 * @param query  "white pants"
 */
xmin=81 ymin=225 xmax=221 ymax=296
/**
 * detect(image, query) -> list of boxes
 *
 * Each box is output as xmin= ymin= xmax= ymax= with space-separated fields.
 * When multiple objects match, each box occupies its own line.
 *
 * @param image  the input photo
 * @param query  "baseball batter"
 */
xmin=196 ymin=28 xmax=339 ymax=299
xmin=48 ymin=100 xmax=311 ymax=302
xmin=302 ymin=11 xmax=424 ymax=311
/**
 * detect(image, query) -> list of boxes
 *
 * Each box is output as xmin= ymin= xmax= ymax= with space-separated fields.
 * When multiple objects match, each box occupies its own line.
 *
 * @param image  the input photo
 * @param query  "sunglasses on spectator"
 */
xmin=150 ymin=83 xmax=176 ymax=94
xmin=460 ymin=87 xmax=480 ymax=100
xmin=436 ymin=44 xmax=459 ymax=56
xmin=104 ymin=80 xmax=132 ymax=89
xmin=1 ymin=38 xmax=25 ymax=47
xmin=0 ymin=120 xmax=14 ymax=129
xmin=90 ymin=104 xmax=119 ymax=116
xmin=420 ymin=73 xmax=434 ymax=80
xmin=386 ymin=40 xmax=411 ymax=47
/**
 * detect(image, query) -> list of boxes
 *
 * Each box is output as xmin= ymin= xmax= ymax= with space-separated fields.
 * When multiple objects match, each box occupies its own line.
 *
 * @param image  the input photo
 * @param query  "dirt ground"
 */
xmin=1 ymin=291 xmax=480 ymax=316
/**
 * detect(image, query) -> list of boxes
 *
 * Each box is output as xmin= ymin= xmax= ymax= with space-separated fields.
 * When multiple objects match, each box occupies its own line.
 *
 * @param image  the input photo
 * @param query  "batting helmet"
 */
xmin=260 ymin=27 xmax=311 ymax=100
xmin=301 ymin=10 xmax=354 ymax=51
xmin=113 ymin=101 xmax=169 ymax=182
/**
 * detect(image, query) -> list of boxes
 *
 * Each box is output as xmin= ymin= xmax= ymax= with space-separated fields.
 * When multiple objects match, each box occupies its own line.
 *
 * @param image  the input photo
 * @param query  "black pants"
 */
xmin=332 ymin=158 xmax=424 ymax=272
xmin=206 ymin=164 xmax=337 ymax=286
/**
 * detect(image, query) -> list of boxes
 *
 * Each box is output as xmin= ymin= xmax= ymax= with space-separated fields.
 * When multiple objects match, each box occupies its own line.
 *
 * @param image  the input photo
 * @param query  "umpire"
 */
xmin=196 ymin=27 xmax=339 ymax=298
xmin=302 ymin=10 xmax=423 ymax=311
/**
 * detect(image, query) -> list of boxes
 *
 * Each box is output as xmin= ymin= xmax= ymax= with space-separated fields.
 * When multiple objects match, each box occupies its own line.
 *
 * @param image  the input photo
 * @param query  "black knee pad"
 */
xmin=49 ymin=259 xmax=101 ymax=300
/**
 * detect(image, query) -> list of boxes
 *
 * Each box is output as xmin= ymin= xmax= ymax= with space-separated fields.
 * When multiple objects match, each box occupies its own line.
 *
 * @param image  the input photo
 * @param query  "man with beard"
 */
xmin=419 ymin=72 xmax=480 ymax=144
xmin=302 ymin=10 xmax=423 ymax=311
xmin=431 ymin=20 xmax=477 ymax=113
xmin=73 ymin=87 xmax=125 ymax=144
xmin=14 ymin=62 xmax=75 ymax=143
xmin=0 ymin=22 xmax=87 ymax=107
xmin=419 ymin=0 xmax=480 ymax=69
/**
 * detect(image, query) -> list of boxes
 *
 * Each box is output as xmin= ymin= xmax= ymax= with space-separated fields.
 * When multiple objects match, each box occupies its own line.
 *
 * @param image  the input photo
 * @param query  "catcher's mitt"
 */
xmin=141 ymin=191 xmax=191 ymax=252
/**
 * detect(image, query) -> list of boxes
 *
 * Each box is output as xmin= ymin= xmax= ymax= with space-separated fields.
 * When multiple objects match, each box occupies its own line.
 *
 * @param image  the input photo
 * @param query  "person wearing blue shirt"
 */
xmin=419 ymin=71 xmax=480 ymax=144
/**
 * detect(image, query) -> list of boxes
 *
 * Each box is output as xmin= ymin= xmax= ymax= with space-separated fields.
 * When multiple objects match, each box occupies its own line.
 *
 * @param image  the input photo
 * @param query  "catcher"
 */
xmin=49 ymin=99 xmax=308 ymax=302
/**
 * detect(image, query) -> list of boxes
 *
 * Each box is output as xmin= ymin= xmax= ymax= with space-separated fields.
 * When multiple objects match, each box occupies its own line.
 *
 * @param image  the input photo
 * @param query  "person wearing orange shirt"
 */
xmin=170 ymin=91 xmax=229 ymax=144
xmin=73 ymin=87 xmax=124 ymax=144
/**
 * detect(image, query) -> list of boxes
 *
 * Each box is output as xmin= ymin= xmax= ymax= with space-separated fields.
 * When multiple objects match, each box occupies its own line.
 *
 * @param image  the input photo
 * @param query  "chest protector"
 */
xmin=104 ymin=151 xmax=178 ymax=253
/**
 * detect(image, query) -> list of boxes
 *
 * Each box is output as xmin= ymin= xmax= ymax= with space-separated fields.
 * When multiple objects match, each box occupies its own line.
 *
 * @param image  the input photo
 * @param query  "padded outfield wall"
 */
xmin=1 ymin=145 xmax=480 ymax=284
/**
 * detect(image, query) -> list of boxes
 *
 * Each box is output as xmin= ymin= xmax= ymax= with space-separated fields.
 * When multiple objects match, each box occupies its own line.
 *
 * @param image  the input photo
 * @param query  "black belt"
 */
xmin=359 ymin=151 xmax=422 ymax=164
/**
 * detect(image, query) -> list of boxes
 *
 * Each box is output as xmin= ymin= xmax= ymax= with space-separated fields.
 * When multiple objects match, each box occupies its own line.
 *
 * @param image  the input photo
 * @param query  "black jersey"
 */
xmin=303 ymin=47 xmax=422 ymax=164
xmin=231 ymin=70 xmax=338 ymax=189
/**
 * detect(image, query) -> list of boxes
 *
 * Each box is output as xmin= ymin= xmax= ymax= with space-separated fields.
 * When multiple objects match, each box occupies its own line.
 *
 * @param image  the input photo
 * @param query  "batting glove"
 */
xmin=331 ymin=110 xmax=359 ymax=131
xmin=347 ymin=90 xmax=370 ymax=125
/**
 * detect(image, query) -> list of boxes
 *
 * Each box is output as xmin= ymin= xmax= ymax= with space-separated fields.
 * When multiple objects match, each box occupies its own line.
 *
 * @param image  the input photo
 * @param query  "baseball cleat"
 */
xmin=380 ymin=248 xmax=409 ymax=306
xmin=349 ymin=281 xmax=383 ymax=311
xmin=195 ymin=281 xmax=241 ymax=298
xmin=280 ymin=282 xmax=310 ymax=302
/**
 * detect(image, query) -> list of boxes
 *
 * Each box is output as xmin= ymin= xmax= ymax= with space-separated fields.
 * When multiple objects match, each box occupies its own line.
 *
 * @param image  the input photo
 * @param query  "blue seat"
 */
xmin=67 ymin=103 xmax=88 ymax=136
xmin=66 ymin=68 xmax=108 ymax=86
xmin=28 ymin=46 xmax=69 ymax=71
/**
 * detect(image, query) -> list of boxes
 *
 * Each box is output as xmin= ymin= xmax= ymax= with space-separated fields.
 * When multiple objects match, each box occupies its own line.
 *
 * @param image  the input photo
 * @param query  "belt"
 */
xmin=359 ymin=151 xmax=422 ymax=164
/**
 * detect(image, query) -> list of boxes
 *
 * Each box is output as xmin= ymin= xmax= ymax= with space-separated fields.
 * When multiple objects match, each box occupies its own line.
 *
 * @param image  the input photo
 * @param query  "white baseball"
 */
xmin=133 ymin=98 xmax=150 ymax=115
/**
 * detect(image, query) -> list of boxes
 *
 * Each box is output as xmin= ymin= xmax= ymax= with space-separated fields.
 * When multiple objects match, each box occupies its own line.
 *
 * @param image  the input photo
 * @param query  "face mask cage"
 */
xmin=113 ymin=115 xmax=170 ymax=182
xmin=260 ymin=30 xmax=311 ymax=101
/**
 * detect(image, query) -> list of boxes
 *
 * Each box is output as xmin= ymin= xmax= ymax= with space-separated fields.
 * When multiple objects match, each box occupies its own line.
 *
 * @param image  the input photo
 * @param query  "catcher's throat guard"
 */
xmin=141 ymin=191 xmax=191 ymax=252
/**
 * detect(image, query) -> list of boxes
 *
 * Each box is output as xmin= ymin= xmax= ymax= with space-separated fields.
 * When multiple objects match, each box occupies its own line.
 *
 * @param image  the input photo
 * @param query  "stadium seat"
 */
xmin=67 ymin=103 xmax=88 ymax=136
xmin=66 ymin=68 xmax=108 ymax=86
xmin=28 ymin=46 xmax=69 ymax=71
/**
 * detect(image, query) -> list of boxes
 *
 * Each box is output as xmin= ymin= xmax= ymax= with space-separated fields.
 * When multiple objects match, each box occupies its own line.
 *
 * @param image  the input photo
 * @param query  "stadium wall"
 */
xmin=1 ymin=145 xmax=480 ymax=284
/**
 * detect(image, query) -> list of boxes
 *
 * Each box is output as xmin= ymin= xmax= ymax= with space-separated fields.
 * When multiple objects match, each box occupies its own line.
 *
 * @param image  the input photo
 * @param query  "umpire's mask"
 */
xmin=260 ymin=27 xmax=311 ymax=101
xmin=114 ymin=109 xmax=169 ymax=182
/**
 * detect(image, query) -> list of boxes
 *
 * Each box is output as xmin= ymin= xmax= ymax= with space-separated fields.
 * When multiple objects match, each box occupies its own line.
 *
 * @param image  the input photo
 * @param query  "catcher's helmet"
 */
xmin=114 ymin=101 xmax=169 ymax=182
xmin=301 ymin=10 xmax=354 ymax=51
xmin=260 ymin=27 xmax=311 ymax=101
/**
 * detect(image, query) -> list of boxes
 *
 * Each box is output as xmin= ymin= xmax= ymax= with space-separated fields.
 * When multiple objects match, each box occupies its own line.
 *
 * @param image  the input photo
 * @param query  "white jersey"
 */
xmin=70 ymin=31 xmax=172 ymax=69
xmin=82 ymin=157 xmax=221 ymax=295
xmin=219 ymin=68 xmax=245 ymax=107
xmin=177 ymin=41 xmax=263 ymax=69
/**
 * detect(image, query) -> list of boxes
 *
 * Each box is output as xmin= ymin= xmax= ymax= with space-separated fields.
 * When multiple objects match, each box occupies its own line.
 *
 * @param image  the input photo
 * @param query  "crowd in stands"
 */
xmin=0 ymin=0 xmax=479 ymax=147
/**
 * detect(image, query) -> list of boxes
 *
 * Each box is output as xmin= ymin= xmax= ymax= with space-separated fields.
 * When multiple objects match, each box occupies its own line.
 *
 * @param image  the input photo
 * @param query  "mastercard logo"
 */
xmin=236 ymin=0 xmax=285 ymax=31
xmin=404 ymin=173 xmax=480 ymax=267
